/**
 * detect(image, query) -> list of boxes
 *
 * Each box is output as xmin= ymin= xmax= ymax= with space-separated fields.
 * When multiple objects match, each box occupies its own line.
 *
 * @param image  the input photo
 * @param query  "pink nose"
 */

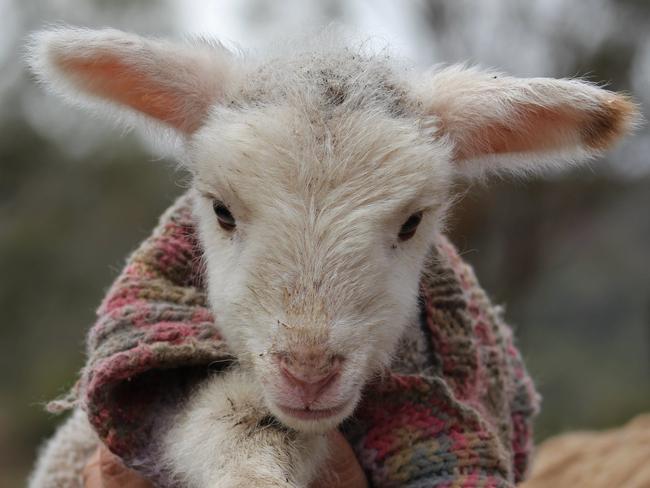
xmin=279 ymin=356 xmax=342 ymax=406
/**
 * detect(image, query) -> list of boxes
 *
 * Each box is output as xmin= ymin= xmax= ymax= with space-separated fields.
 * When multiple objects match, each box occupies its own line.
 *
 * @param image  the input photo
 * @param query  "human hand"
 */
xmin=83 ymin=431 xmax=367 ymax=488
xmin=82 ymin=445 xmax=152 ymax=488
xmin=311 ymin=431 xmax=368 ymax=488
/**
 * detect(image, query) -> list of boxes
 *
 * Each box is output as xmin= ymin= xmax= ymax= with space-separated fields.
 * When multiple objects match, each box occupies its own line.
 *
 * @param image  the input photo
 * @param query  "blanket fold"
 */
xmin=65 ymin=192 xmax=539 ymax=487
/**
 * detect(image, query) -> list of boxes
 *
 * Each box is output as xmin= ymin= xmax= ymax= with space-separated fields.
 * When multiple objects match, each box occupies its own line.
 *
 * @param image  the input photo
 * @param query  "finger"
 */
xmin=312 ymin=431 xmax=368 ymax=488
xmin=82 ymin=448 xmax=103 ymax=488
xmin=97 ymin=445 xmax=153 ymax=488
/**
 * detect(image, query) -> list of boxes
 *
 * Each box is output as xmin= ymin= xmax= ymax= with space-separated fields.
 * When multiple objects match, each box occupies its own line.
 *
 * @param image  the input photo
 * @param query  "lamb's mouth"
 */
xmin=275 ymin=401 xmax=349 ymax=421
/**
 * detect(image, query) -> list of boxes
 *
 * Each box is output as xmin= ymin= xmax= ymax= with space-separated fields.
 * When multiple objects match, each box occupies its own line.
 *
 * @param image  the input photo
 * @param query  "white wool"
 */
xmin=28 ymin=409 xmax=98 ymax=488
xmin=26 ymin=26 xmax=639 ymax=487
xmin=160 ymin=370 xmax=327 ymax=487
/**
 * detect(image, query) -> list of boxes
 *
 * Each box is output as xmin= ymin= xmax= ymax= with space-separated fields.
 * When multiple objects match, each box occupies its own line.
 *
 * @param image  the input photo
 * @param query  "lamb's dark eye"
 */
xmin=398 ymin=211 xmax=423 ymax=241
xmin=213 ymin=201 xmax=236 ymax=231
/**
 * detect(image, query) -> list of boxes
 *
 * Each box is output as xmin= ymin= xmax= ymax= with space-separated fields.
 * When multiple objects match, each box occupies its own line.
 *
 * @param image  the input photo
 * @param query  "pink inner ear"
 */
xmin=452 ymin=104 xmax=582 ymax=161
xmin=451 ymin=98 xmax=633 ymax=161
xmin=57 ymin=53 xmax=202 ymax=133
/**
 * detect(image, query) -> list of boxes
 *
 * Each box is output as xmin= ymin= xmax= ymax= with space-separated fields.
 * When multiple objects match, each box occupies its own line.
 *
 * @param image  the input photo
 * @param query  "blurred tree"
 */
xmin=417 ymin=0 xmax=650 ymax=440
xmin=0 ymin=1 xmax=183 ymax=486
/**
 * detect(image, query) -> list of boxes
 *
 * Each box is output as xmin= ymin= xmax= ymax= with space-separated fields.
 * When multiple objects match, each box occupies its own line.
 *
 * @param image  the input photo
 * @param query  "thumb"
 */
xmin=83 ymin=445 xmax=153 ymax=488
xmin=311 ymin=431 xmax=368 ymax=488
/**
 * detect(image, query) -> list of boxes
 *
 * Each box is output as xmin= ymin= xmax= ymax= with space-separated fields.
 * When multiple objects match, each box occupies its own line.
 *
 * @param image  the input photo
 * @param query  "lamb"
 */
xmin=26 ymin=27 xmax=638 ymax=488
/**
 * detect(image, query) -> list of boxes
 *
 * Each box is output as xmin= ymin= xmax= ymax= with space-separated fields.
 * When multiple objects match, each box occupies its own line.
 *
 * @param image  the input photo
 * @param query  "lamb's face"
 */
xmin=192 ymin=102 xmax=453 ymax=431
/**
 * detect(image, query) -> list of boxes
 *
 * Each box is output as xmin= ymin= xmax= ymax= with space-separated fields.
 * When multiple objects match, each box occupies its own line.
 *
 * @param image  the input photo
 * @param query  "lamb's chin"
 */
xmin=266 ymin=392 xmax=360 ymax=434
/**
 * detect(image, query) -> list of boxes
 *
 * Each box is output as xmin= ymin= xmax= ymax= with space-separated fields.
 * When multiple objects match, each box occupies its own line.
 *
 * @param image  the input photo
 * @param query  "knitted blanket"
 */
xmin=58 ymin=192 xmax=539 ymax=487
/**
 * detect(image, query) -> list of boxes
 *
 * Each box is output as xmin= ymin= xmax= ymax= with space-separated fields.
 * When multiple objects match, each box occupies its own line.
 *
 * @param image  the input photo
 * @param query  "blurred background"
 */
xmin=1 ymin=0 xmax=649 ymax=485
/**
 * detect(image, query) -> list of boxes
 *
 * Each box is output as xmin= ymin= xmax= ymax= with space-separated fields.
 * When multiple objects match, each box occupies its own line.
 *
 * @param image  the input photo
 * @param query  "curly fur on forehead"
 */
xmin=231 ymin=30 xmax=416 ymax=115
xmin=190 ymin=33 xmax=449 ymax=219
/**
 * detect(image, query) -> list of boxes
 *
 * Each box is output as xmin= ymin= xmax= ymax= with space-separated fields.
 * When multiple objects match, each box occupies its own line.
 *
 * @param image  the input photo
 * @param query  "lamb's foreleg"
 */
xmin=161 ymin=369 xmax=328 ymax=488
xmin=28 ymin=408 xmax=99 ymax=488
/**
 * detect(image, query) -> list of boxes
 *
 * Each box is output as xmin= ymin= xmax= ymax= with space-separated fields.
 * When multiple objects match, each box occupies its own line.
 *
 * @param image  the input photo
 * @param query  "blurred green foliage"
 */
xmin=450 ymin=174 xmax=650 ymax=440
xmin=0 ymin=121 xmax=182 ymax=486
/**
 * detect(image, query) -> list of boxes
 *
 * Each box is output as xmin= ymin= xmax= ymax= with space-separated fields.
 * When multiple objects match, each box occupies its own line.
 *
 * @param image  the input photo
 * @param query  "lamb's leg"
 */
xmin=161 ymin=369 xmax=328 ymax=488
xmin=28 ymin=408 xmax=99 ymax=488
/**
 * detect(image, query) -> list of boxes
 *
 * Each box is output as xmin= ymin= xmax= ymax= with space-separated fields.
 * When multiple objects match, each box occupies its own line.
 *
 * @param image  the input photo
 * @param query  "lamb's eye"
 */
xmin=398 ymin=211 xmax=423 ymax=241
xmin=213 ymin=201 xmax=236 ymax=231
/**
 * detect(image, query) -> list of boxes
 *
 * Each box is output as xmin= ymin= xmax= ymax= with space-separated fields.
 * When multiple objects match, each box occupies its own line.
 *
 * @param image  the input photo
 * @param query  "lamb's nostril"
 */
xmin=279 ymin=357 xmax=341 ymax=406
xmin=281 ymin=363 xmax=337 ymax=386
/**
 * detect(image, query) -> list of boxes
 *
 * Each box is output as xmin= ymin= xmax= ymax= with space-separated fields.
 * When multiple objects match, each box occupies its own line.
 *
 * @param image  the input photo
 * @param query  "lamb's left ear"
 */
xmin=27 ymin=27 xmax=238 ymax=134
xmin=417 ymin=66 xmax=640 ymax=177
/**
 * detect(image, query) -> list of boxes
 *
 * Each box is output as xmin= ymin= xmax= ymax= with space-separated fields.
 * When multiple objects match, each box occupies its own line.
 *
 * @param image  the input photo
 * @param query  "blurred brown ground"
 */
xmin=522 ymin=414 xmax=650 ymax=488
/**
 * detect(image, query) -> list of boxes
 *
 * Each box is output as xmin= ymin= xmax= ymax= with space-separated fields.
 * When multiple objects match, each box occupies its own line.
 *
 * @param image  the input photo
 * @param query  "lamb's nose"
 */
xmin=279 ymin=356 xmax=342 ymax=406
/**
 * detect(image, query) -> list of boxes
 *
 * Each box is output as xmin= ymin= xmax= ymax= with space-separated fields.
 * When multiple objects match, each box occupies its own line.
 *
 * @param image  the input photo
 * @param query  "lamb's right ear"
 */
xmin=27 ymin=27 xmax=238 ymax=134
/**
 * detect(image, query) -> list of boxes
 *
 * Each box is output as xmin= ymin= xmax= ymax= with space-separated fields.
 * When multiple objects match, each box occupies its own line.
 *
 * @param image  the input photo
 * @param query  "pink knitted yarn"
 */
xmin=67 ymin=192 xmax=538 ymax=487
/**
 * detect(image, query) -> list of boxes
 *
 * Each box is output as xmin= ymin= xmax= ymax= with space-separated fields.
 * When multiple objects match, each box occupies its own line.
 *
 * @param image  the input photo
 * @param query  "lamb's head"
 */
xmin=29 ymin=27 xmax=639 ymax=432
